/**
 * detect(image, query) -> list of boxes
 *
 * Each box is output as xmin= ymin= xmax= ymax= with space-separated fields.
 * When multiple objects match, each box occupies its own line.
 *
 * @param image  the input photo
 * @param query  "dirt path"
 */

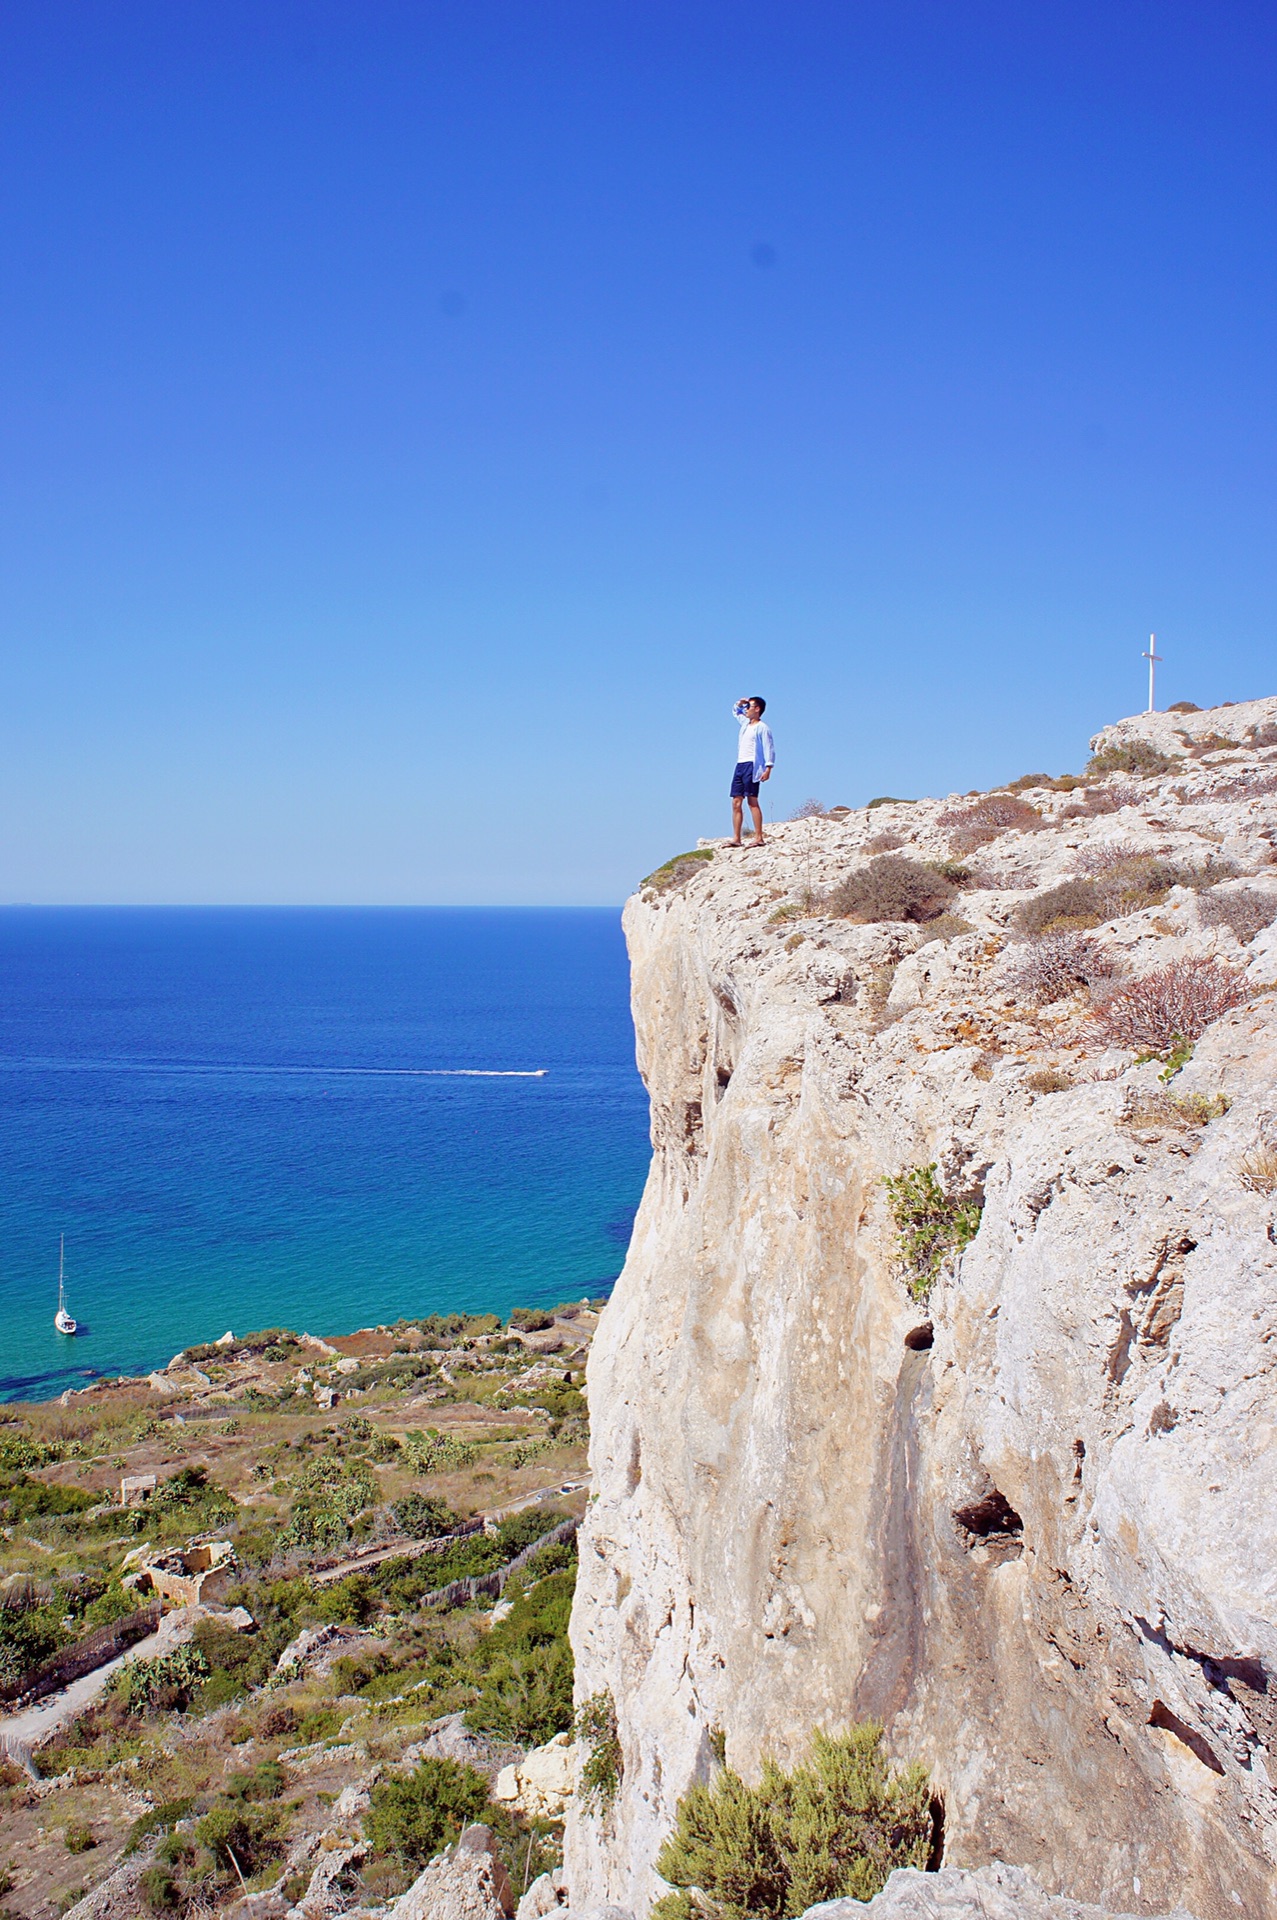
xmin=0 ymin=1607 xmax=200 ymax=1770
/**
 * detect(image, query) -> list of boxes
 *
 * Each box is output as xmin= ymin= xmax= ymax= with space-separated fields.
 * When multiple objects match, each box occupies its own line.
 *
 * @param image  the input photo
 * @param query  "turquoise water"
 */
xmin=0 ymin=909 xmax=650 ymax=1403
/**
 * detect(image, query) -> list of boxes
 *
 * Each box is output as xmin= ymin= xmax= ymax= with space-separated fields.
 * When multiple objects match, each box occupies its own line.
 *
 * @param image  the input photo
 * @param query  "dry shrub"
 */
xmin=822 ymin=855 xmax=956 ymax=924
xmin=1198 ymin=889 xmax=1277 ymax=943
xmin=1002 ymin=933 xmax=1121 ymax=1004
xmin=922 ymin=912 xmax=974 ymax=942
xmin=1193 ymin=769 xmax=1277 ymax=802
xmin=790 ymin=799 xmax=827 ymax=820
xmin=1026 ymin=1066 xmax=1073 ymax=1093
xmin=1014 ymin=878 xmax=1108 ymax=935
xmin=937 ymin=794 xmax=1042 ymax=849
xmin=1092 ymin=957 xmax=1248 ymax=1052
xmin=1125 ymin=1089 xmax=1229 ymax=1132
xmin=860 ymin=962 xmax=900 ymax=1028
xmin=1094 ymin=852 xmax=1221 ymax=907
xmin=1184 ymin=731 xmax=1239 ymax=756
xmin=1001 ymin=773 xmax=1086 ymax=793
xmin=1247 ymin=722 xmax=1277 ymax=748
xmin=1085 ymin=740 xmax=1177 ymax=778
xmin=1239 ymin=1147 xmax=1277 ymax=1194
xmin=865 ymin=831 xmax=904 ymax=853
xmin=1167 ymin=701 xmax=1202 ymax=714
xmin=1060 ymin=784 xmax=1141 ymax=818
xmin=1016 ymin=854 xmax=1223 ymax=936
xmin=1074 ymin=840 xmax=1143 ymax=874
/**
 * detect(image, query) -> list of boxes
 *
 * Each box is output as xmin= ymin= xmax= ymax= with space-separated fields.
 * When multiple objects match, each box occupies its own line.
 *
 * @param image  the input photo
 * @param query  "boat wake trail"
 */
xmin=0 ymin=1061 xmax=548 ymax=1078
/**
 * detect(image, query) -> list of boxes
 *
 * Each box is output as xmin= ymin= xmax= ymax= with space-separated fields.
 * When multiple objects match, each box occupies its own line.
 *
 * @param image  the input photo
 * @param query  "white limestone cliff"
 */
xmin=567 ymin=697 xmax=1277 ymax=1920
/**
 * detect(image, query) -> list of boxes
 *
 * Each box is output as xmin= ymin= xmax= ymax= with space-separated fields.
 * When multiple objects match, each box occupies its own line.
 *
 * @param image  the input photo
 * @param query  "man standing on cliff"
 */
xmin=728 ymin=696 xmax=775 ymax=847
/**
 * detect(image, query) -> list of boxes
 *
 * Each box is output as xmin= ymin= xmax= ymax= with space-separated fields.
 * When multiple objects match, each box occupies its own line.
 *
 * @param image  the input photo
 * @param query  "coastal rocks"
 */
xmin=379 ymin=1824 xmax=515 ymax=1920
xmin=277 ymin=1779 xmax=374 ymax=1920
xmin=568 ymin=700 xmax=1277 ymax=1920
xmin=60 ymin=1846 xmax=163 ymax=1920
xmin=493 ymin=1731 xmax=576 ymax=1819
xmin=516 ymin=1867 xmax=570 ymax=1920
xmin=274 ymin=1623 xmax=379 ymax=1682
xmin=402 ymin=1710 xmax=524 ymax=1782
xmin=803 ymin=1863 xmax=1199 ymax=1919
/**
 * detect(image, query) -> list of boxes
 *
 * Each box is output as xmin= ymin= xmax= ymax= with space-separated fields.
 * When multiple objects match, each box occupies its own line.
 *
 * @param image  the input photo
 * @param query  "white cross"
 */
xmin=1142 ymin=634 xmax=1163 ymax=713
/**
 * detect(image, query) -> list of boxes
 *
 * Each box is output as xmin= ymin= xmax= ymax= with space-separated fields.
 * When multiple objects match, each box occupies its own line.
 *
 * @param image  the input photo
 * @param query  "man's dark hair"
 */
xmin=750 ymin=695 xmax=767 ymax=714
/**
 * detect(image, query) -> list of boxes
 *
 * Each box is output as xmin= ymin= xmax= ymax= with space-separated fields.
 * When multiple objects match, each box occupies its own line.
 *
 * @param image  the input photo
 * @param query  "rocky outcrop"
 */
xmin=494 ymin=1732 xmax=577 ymax=1819
xmin=568 ymin=700 xmax=1277 ymax=1920
xmin=381 ymin=1824 xmax=515 ymax=1920
xmin=402 ymin=1709 xmax=524 ymax=1782
xmin=806 ymin=1862 xmax=1196 ymax=1918
xmin=516 ymin=1867 xmax=571 ymax=1920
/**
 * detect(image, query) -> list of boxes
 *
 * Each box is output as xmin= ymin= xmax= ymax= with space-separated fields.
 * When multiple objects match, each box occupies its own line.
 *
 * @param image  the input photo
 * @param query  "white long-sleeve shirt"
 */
xmin=733 ymin=702 xmax=775 ymax=775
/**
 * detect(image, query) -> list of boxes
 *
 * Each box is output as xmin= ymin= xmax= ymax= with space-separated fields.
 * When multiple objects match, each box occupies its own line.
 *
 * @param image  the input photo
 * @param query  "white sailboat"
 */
xmin=54 ymin=1235 xmax=77 ymax=1335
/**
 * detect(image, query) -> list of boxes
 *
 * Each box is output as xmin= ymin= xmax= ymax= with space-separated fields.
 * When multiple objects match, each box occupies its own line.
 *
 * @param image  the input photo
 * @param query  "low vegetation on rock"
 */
xmin=822 ymin=855 xmax=957 ymax=925
xmin=1001 ymin=932 xmax=1121 ymax=1004
xmin=1091 ymin=956 xmax=1248 ymax=1052
xmin=1198 ymin=886 xmax=1277 ymax=942
xmin=883 ymin=1164 xmax=982 ymax=1302
xmin=644 ymin=848 xmax=716 ymax=891
xmin=576 ymin=1688 xmax=623 ymax=1813
xmin=1084 ymin=739 xmax=1178 ymax=778
xmin=651 ymin=1724 xmax=931 ymax=1920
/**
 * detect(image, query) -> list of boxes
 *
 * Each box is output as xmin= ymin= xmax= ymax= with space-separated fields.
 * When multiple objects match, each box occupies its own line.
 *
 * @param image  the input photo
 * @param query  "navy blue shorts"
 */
xmin=731 ymin=761 xmax=760 ymax=799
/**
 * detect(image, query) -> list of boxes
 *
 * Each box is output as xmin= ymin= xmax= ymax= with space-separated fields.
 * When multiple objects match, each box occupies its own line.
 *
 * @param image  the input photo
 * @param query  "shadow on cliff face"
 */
xmin=853 ymin=1346 xmax=931 ymax=1724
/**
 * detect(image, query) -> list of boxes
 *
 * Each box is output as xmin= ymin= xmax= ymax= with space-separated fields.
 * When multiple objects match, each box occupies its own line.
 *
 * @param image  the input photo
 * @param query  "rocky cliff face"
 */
xmin=567 ymin=698 xmax=1277 ymax=1920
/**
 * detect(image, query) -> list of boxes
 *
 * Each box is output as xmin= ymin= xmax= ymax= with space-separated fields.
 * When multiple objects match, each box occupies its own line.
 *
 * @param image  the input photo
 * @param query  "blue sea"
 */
xmin=0 ymin=909 xmax=650 ymax=1404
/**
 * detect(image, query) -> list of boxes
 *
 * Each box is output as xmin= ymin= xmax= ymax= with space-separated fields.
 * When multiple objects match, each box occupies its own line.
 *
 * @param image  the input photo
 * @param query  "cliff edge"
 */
xmin=568 ymin=697 xmax=1277 ymax=1920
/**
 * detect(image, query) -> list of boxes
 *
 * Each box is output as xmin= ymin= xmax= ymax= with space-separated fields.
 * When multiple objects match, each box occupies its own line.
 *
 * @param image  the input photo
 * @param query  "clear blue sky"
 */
xmin=2 ymin=2 xmax=1274 ymax=904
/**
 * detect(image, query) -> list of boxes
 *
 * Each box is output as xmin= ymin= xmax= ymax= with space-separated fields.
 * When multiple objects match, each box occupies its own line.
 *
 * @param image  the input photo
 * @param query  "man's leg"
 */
xmin=729 ymin=795 xmax=744 ymax=844
xmin=748 ymin=795 xmax=765 ymax=845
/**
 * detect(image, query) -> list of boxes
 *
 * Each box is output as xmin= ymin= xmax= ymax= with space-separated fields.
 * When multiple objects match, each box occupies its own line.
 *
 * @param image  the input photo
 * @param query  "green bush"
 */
xmin=392 ymin=1492 xmax=459 ymax=1539
xmin=191 ymin=1616 xmax=276 ymax=1697
xmin=652 ymin=1726 xmax=930 ymax=1920
xmin=1013 ymin=877 xmax=1108 ymax=936
xmin=152 ymin=1465 xmax=235 ymax=1521
xmin=510 ymin=1308 xmax=555 ymax=1332
xmin=124 ymin=1797 xmax=195 ymax=1856
xmin=464 ymin=1567 xmax=575 ymax=1744
xmin=317 ymin=1572 xmax=381 ymax=1626
xmin=495 ymin=1506 xmax=568 ymax=1557
xmin=278 ymin=1500 xmax=349 ymax=1553
xmin=883 ymin=1164 xmax=981 ymax=1302
xmin=195 ymin=1801 xmax=281 ymax=1876
xmin=289 ymin=1456 xmax=376 ymax=1515
xmin=1015 ymin=852 xmax=1224 ymax=938
xmin=111 ymin=1643 xmax=210 ymax=1714
xmin=643 ymin=848 xmax=715 ymax=891
xmin=139 ymin=1865 xmax=180 ymax=1911
xmin=1085 ymin=740 xmax=1176 ymax=778
xmin=0 ymin=1599 xmax=70 ymax=1683
xmin=365 ymin=1758 xmax=495 ymax=1869
xmin=0 ymin=1473 xmax=97 ymax=1524
xmin=576 ymin=1689 xmax=622 ymax=1814
xmin=400 ymin=1430 xmax=478 ymax=1476
xmin=0 ymin=1434 xmax=63 ymax=1470
xmin=224 ymin=1759 xmax=285 ymax=1802
xmin=63 ymin=1822 xmax=95 ymax=1854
